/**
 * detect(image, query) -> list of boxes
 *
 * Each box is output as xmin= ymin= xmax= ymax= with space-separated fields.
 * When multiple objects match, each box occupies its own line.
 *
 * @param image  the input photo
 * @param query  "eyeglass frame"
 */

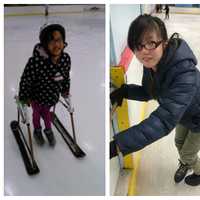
xmin=134 ymin=40 xmax=163 ymax=52
xmin=48 ymin=38 xmax=68 ymax=48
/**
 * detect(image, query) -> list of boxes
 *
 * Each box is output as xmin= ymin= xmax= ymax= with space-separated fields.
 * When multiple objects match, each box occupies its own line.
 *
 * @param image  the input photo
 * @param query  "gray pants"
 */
xmin=175 ymin=124 xmax=200 ymax=175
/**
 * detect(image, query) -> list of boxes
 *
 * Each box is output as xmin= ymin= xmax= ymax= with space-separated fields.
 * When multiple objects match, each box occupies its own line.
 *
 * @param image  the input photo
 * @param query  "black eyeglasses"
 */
xmin=49 ymin=38 xmax=64 ymax=45
xmin=135 ymin=40 xmax=163 ymax=51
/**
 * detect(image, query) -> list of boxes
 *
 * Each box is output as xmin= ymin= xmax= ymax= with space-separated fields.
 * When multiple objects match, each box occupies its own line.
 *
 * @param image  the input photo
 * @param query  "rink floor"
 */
xmin=4 ymin=11 xmax=105 ymax=195
xmin=127 ymin=13 xmax=200 ymax=195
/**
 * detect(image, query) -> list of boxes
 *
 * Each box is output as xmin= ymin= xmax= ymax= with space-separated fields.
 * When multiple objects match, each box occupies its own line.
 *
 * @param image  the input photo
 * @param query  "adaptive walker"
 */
xmin=10 ymin=95 xmax=86 ymax=176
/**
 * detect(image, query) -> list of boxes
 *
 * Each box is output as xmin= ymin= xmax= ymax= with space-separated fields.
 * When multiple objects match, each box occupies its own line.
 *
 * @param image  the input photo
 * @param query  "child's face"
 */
xmin=47 ymin=31 xmax=64 ymax=57
xmin=135 ymin=31 xmax=166 ymax=70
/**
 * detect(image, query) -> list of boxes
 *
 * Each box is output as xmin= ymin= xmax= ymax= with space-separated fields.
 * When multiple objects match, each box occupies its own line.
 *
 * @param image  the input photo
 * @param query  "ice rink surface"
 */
xmin=4 ymin=11 xmax=105 ymax=196
xmin=130 ymin=13 xmax=200 ymax=195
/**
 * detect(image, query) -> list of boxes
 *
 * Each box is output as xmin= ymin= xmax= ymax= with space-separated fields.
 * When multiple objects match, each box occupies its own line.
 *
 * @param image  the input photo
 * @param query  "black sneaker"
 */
xmin=185 ymin=173 xmax=200 ymax=186
xmin=174 ymin=160 xmax=190 ymax=183
xmin=44 ymin=128 xmax=56 ymax=147
xmin=34 ymin=127 xmax=45 ymax=145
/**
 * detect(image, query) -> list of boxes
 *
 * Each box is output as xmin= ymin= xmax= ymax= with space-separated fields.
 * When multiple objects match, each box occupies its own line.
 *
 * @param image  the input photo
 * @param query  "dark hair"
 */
xmin=39 ymin=24 xmax=66 ymax=51
xmin=128 ymin=14 xmax=168 ymax=52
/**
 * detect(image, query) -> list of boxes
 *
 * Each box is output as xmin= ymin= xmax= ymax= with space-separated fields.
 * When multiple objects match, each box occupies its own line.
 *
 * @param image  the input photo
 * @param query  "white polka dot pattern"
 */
xmin=19 ymin=44 xmax=71 ymax=106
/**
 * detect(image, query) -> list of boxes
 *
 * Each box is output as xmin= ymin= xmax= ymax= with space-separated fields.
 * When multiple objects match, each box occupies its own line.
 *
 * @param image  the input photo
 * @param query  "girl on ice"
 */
xmin=19 ymin=24 xmax=71 ymax=147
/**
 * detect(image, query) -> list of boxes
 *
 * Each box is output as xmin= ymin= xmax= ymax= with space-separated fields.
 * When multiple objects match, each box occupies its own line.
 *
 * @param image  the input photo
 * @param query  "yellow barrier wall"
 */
xmin=110 ymin=66 xmax=133 ymax=169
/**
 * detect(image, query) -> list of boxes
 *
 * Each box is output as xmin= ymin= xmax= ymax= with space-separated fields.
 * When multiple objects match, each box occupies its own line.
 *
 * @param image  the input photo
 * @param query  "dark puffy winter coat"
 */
xmin=114 ymin=38 xmax=200 ymax=156
xmin=19 ymin=43 xmax=71 ymax=106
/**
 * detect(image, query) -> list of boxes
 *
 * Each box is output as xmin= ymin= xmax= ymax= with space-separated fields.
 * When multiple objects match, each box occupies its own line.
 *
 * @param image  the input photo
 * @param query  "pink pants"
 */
xmin=31 ymin=101 xmax=52 ymax=129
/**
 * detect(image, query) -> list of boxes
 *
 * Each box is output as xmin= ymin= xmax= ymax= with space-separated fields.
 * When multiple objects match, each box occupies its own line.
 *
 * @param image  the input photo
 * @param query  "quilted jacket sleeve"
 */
xmin=123 ymin=69 xmax=153 ymax=101
xmin=124 ymin=84 xmax=152 ymax=101
xmin=114 ymin=63 xmax=197 ymax=156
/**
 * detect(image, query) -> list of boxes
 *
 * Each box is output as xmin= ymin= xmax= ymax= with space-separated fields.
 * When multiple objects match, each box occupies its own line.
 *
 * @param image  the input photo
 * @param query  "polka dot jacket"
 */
xmin=19 ymin=43 xmax=71 ymax=107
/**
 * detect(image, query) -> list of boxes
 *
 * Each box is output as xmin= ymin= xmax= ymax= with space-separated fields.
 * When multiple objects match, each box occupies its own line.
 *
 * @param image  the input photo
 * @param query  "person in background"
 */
xmin=164 ymin=5 xmax=170 ymax=20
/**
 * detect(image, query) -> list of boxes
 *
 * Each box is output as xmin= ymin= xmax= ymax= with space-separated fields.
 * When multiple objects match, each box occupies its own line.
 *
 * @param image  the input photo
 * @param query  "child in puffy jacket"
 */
xmin=110 ymin=14 xmax=200 ymax=186
xmin=19 ymin=24 xmax=71 ymax=147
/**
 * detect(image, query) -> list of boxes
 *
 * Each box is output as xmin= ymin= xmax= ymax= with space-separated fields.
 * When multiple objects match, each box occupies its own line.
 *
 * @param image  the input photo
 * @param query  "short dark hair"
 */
xmin=39 ymin=24 xmax=66 ymax=51
xmin=128 ymin=14 xmax=168 ymax=52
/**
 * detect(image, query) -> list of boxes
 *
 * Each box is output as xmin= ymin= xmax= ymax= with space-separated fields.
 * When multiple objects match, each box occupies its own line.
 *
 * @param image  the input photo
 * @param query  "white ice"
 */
xmin=4 ymin=11 xmax=105 ymax=196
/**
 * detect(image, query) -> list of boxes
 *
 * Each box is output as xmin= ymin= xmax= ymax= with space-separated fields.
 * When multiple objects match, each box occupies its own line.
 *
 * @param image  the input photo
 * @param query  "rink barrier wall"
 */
xmin=112 ymin=41 xmax=149 ymax=195
xmin=4 ymin=5 xmax=105 ymax=17
xmin=127 ymin=102 xmax=147 ymax=196
xmin=110 ymin=67 xmax=134 ymax=169
xmin=169 ymin=6 xmax=200 ymax=15
xmin=118 ymin=46 xmax=134 ymax=72
xmin=110 ymin=66 xmax=133 ymax=195
xmin=110 ymin=65 xmax=148 ymax=195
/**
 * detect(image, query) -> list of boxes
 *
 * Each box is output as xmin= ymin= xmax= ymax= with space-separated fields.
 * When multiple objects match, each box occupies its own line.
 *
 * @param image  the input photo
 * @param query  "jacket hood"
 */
xmin=157 ymin=38 xmax=197 ymax=74
xmin=32 ymin=43 xmax=66 ymax=61
xmin=32 ymin=43 xmax=49 ymax=60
